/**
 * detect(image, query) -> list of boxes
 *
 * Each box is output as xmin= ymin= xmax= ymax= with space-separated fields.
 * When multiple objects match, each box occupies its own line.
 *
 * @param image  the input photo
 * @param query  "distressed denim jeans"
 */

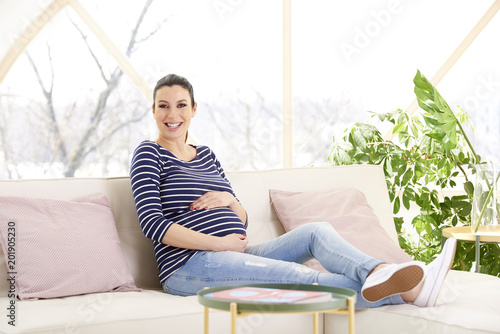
xmin=163 ymin=221 xmax=405 ymax=308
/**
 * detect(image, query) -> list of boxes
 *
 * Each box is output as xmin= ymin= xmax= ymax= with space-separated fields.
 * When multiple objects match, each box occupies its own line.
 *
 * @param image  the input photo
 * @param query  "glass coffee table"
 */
xmin=198 ymin=283 xmax=356 ymax=334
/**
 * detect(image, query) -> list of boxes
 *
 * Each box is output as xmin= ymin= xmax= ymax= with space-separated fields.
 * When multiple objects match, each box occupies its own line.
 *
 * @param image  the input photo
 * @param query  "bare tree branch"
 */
xmin=79 ymin=108 xmax=149 ymax=158
xmin=64 ymin=0 xmax=156 ymax=176
xmin=125 ymin=0 xmax=153 ymax=57
xmin=26 ymin=51 xmax=50 ymax=98
xmin=47 ymin=43 xmax=55 ymax=94
xmin=134 ymin=17 xmax=169 ymax=46
xmin=69 ymin=15 xmax=110 ymax=85
xmin=26 ymin=50 xmax=68 ymax=161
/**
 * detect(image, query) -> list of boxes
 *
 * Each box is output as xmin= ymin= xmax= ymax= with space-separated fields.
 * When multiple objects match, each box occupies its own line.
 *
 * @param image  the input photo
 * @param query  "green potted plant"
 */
xmin=328 ymin=70 xmax=500 ymax=276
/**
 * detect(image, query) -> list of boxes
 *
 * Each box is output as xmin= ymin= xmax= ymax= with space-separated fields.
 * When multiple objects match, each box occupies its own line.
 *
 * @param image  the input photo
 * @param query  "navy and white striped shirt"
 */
xmin=130 ymin=140 xmax=247 ymax=284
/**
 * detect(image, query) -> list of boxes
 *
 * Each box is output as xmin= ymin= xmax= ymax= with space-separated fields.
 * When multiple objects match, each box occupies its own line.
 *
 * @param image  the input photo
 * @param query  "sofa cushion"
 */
xmin=0 ymin=193 xmax=140 ymax=300
xmin=269 ymin=188 xmax=412 ymax=272
xmin=0 ymin=291 xmax=317 ymax=334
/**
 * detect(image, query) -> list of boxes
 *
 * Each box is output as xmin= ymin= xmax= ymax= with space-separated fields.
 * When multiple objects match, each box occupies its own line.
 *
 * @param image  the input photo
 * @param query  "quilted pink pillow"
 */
xmin=269 ymin=188 xmax=412 ymax=272
xmin=0 ymin=193 xmax=140 ymax=300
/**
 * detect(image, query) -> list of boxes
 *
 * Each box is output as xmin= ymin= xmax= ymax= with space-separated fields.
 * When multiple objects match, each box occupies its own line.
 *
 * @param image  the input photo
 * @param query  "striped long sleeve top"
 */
xmin=129 ymin=140 xmax=247 ymax=284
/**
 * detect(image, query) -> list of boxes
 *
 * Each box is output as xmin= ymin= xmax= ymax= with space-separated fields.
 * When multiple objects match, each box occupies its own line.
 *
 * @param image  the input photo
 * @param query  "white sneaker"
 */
xmin=361 ymin=261 xmax=426 ymax=303
xmin=413 ymin=238 xmax=457 ymax=307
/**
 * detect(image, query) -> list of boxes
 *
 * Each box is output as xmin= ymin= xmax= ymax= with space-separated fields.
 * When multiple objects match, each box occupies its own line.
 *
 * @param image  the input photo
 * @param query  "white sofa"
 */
xmin=0 ymin=165 xmax=499 ymax=334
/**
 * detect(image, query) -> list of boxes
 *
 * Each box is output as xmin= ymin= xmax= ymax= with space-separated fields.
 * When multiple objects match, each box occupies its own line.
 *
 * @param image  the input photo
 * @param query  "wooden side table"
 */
xmin=442 ymin=226 xmax=500 ymax=273
xmin=198 ymin=283 xmax=356 ymax=334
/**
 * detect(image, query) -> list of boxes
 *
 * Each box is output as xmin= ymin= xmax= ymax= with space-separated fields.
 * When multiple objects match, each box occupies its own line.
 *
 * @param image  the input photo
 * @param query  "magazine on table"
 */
xmin=205 ymin=287 xmax=332 ymax=304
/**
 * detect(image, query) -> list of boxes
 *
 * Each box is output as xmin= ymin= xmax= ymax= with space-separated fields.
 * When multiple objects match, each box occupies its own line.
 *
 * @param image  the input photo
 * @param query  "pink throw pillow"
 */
xmin=0 ymin=193 xmax=140 ymax=300
xmin=269 ymin=188 xmax=412 ymax=272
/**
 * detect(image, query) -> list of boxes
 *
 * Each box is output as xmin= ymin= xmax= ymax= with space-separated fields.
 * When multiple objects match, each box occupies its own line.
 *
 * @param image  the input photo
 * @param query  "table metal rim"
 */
xmin=197 ymin=283 xmax=356 ymax=313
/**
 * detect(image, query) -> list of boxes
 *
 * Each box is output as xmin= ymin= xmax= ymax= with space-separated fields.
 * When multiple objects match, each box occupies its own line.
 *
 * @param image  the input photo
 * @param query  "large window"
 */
xmin=0 ymin=0 xmax=499 ymax=179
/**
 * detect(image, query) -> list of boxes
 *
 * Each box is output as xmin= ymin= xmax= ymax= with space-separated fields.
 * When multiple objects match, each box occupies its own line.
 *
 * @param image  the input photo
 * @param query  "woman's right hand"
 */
xmin=162 ymin=224 xmax=248 ymax=252
xmin=214 ymin=233 xmax=248 ymax=253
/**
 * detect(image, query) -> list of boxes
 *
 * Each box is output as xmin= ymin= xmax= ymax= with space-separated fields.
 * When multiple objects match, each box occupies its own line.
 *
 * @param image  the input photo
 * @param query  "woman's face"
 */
xmin=153 ymin=85 xmax=197 ymax=144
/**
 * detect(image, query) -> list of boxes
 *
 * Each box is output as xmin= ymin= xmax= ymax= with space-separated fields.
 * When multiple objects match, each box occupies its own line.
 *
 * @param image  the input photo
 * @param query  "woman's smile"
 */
xmin=165 ymin=122 xmax=183 ymax=129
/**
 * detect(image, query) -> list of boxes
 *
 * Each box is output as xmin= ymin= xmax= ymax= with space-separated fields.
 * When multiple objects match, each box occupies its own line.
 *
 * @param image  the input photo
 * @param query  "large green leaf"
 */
xmin=414 ymin=70 xmax=459 ymax=149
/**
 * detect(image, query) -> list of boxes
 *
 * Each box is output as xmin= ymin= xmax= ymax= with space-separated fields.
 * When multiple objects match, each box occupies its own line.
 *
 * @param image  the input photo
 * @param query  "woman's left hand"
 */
xmin=190 ymin=191 xmax=236 ymax=211
xmin=191 ymin=191 xmax=248 ymax=227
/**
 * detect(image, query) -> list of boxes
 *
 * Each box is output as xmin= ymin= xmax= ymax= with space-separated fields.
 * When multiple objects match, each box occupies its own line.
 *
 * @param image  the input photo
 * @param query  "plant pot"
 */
xmin=471 ymin=163 xmax=500 ymax=234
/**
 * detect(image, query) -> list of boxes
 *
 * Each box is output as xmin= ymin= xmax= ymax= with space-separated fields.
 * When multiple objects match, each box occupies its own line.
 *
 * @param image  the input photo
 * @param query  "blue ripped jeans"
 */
xmin=163 ymin=222 xmax=405 ymax=308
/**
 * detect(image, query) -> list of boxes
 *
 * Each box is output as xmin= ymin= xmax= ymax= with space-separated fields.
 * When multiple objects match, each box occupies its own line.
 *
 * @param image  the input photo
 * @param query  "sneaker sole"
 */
xmin=362 ymin=265 xmax=424 ymax=303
